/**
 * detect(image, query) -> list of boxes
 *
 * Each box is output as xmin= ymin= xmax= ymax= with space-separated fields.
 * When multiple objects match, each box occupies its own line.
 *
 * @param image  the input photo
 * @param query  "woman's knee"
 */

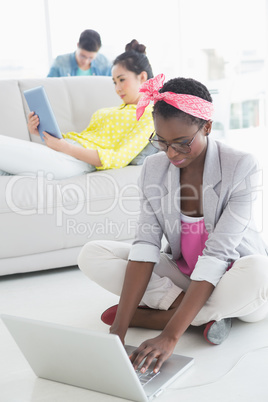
xmin=234 ymin=254 xmax=268 ymax=287
xmin=78 ymin=240 xmax=110 ymax=278
xmin=78 ymin=240 xmax=130 ymax=279
xmin=78 ymin=240 xmax=130 ymax=295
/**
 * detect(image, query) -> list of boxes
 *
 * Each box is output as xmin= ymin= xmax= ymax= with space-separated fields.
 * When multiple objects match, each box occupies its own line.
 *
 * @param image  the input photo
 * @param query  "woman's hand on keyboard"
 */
xmin=129 ymin=333 xmax=177 ymax=373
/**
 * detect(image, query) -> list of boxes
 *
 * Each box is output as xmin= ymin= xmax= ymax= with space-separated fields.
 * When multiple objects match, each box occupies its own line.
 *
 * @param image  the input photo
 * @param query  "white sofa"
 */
xmin=0 ymin=76 xmax=146 ymax=276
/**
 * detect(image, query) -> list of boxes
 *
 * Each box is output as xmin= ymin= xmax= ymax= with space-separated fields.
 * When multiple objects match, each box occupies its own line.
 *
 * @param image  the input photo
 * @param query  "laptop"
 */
xmin=1 ymin=314 xmax=194 ymax=402
xmin=23 ymin=86 xmax=63 ymax=141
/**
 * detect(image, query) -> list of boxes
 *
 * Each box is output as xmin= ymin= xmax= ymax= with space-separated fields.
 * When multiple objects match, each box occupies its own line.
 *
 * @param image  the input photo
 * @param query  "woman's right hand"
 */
xmin=27 ymin=111 xmax=39 ymax=135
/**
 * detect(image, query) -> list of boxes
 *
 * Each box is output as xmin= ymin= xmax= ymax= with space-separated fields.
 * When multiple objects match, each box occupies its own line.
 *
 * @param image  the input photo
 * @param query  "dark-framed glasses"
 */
xmin=149 ymin=128 xmax=200 ymax=154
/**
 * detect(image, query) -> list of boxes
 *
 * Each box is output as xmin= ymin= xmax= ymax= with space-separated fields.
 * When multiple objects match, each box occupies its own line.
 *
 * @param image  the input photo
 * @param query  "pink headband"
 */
xmin=136 ymin=73 xmax=214 ymax=121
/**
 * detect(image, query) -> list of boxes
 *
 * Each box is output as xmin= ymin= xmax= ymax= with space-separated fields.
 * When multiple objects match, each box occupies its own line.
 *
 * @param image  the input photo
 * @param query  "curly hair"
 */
xmin=113 ymin=39 xmax=153 ymax=79
xmin=153 ymin=77 xmax=213 ymax=127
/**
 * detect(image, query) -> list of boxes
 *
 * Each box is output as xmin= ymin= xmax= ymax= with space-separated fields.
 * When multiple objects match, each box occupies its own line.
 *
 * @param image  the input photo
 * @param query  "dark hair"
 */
xmin=153 ymin=77 xmax=213 ymax=127
xmin=113 ymin=39 xmax=153 ymax=79
xmin=78 ymin=29 xmax=102 ymax=52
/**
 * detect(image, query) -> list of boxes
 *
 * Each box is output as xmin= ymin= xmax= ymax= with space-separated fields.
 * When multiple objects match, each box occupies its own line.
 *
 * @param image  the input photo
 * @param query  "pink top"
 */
xmin=177 ymin=213 xmax=233 ymax=277
xmin=176 ymin=214 xmax=209 ymax=277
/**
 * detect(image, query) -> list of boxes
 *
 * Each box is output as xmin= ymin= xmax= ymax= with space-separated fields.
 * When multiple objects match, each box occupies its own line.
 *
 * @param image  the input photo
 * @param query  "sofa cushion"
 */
xmin=129 ymin=142 xmax=159 ymax=165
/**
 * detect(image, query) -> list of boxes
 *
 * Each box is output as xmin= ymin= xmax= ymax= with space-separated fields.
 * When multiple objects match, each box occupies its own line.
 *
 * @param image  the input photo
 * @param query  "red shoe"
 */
xmin=101 ymin=304 xmax=151 ymax=326
xmin=101 ymin=304 xmax=119 ymax=325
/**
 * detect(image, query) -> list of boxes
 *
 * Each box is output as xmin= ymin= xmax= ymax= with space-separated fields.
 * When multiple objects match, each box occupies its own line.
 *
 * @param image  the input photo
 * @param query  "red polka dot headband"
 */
xmin=136 ymin=73 xmax=214 ymax=121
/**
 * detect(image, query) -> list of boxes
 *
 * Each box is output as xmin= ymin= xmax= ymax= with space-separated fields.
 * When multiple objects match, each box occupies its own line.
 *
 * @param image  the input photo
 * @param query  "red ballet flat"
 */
xmin=101 ymin=304 xmax=119 ymax=325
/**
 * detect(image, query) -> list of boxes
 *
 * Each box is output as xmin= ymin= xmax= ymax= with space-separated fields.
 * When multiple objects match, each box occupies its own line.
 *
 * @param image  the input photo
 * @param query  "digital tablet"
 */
xmin=24 ymin=86 xmax=62 ymax=141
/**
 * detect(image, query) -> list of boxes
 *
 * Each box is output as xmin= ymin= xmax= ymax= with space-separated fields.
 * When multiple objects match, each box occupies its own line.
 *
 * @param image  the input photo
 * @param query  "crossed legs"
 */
xmin=78 ymin=240 xmax=268 ymax=328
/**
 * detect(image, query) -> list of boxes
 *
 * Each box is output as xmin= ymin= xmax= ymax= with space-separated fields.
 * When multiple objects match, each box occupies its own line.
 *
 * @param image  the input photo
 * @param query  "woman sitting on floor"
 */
xmin=78 ymin=73 xmax=268 ymax=374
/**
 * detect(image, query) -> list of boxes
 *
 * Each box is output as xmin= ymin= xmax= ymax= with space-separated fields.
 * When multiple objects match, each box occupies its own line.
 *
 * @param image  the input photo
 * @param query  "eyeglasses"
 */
xmin=76 ymin=49 xmax=97 ymax=62
xmin=78 ymin=54 xmax=95 ymax=61
xmin=149 ymin=127 xmax=200 ymax=154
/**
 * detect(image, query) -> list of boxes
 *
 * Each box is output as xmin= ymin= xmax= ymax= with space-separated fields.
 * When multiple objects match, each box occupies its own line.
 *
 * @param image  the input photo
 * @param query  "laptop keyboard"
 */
xmin=135 ymin=369 xmax=160 ymax=386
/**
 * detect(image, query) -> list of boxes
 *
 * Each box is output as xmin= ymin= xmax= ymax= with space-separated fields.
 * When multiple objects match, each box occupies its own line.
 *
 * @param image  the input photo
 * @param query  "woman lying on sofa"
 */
xmin=0 ymin=40 xmax=156 ymax=180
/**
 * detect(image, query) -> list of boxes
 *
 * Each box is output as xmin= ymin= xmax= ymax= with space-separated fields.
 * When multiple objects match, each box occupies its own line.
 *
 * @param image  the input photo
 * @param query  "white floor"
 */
xmin=1 ymin=266 xmax=268 ymax=402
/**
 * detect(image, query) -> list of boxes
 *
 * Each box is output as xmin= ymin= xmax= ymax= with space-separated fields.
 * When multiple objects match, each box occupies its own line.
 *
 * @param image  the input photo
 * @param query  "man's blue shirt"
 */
xmin=47 ymin=51 xmax=111 ymax=77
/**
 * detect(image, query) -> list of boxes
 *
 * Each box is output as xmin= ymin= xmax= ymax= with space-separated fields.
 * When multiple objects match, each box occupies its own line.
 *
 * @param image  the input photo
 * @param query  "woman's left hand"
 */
xmin=43 ymin=132 xmax=68 ymax=153
xmin=129 ymin=333 xmax=177 ymax=374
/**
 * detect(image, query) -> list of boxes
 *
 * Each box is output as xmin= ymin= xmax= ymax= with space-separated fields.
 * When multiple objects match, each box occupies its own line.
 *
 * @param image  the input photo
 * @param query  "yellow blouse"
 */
xmin=62 ymin=103 xmax=154 ymax=170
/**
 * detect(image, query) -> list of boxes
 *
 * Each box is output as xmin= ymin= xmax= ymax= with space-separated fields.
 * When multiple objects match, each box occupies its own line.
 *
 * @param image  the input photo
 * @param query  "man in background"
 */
xmin=47 ymin=29 xmax=111 ymax=77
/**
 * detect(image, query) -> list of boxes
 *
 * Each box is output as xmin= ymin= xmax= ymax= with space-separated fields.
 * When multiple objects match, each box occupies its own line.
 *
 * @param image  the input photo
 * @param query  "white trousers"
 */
xmin=0 ymin=135 xmax=95 ymax=180
xmin=78 ymin=240 xmax=268 ymax=326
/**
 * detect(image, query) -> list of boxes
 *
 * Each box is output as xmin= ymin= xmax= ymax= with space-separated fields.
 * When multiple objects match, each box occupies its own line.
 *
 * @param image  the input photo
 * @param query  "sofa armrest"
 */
xmin=0 ymin=80 xmax=30 ymax=140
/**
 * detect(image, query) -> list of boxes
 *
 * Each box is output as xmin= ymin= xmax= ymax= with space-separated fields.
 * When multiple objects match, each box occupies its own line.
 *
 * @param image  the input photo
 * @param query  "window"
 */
xmin=0 ymin=0 xmax=48 ymax=78
xmin=178 ymin=0 xmax=267 ymax=155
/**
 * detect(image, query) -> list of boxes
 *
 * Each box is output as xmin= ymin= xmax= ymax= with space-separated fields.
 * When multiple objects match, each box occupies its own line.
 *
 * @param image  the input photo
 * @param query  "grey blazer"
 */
xmin=129 ymin=137 xmax=268 ymax=286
